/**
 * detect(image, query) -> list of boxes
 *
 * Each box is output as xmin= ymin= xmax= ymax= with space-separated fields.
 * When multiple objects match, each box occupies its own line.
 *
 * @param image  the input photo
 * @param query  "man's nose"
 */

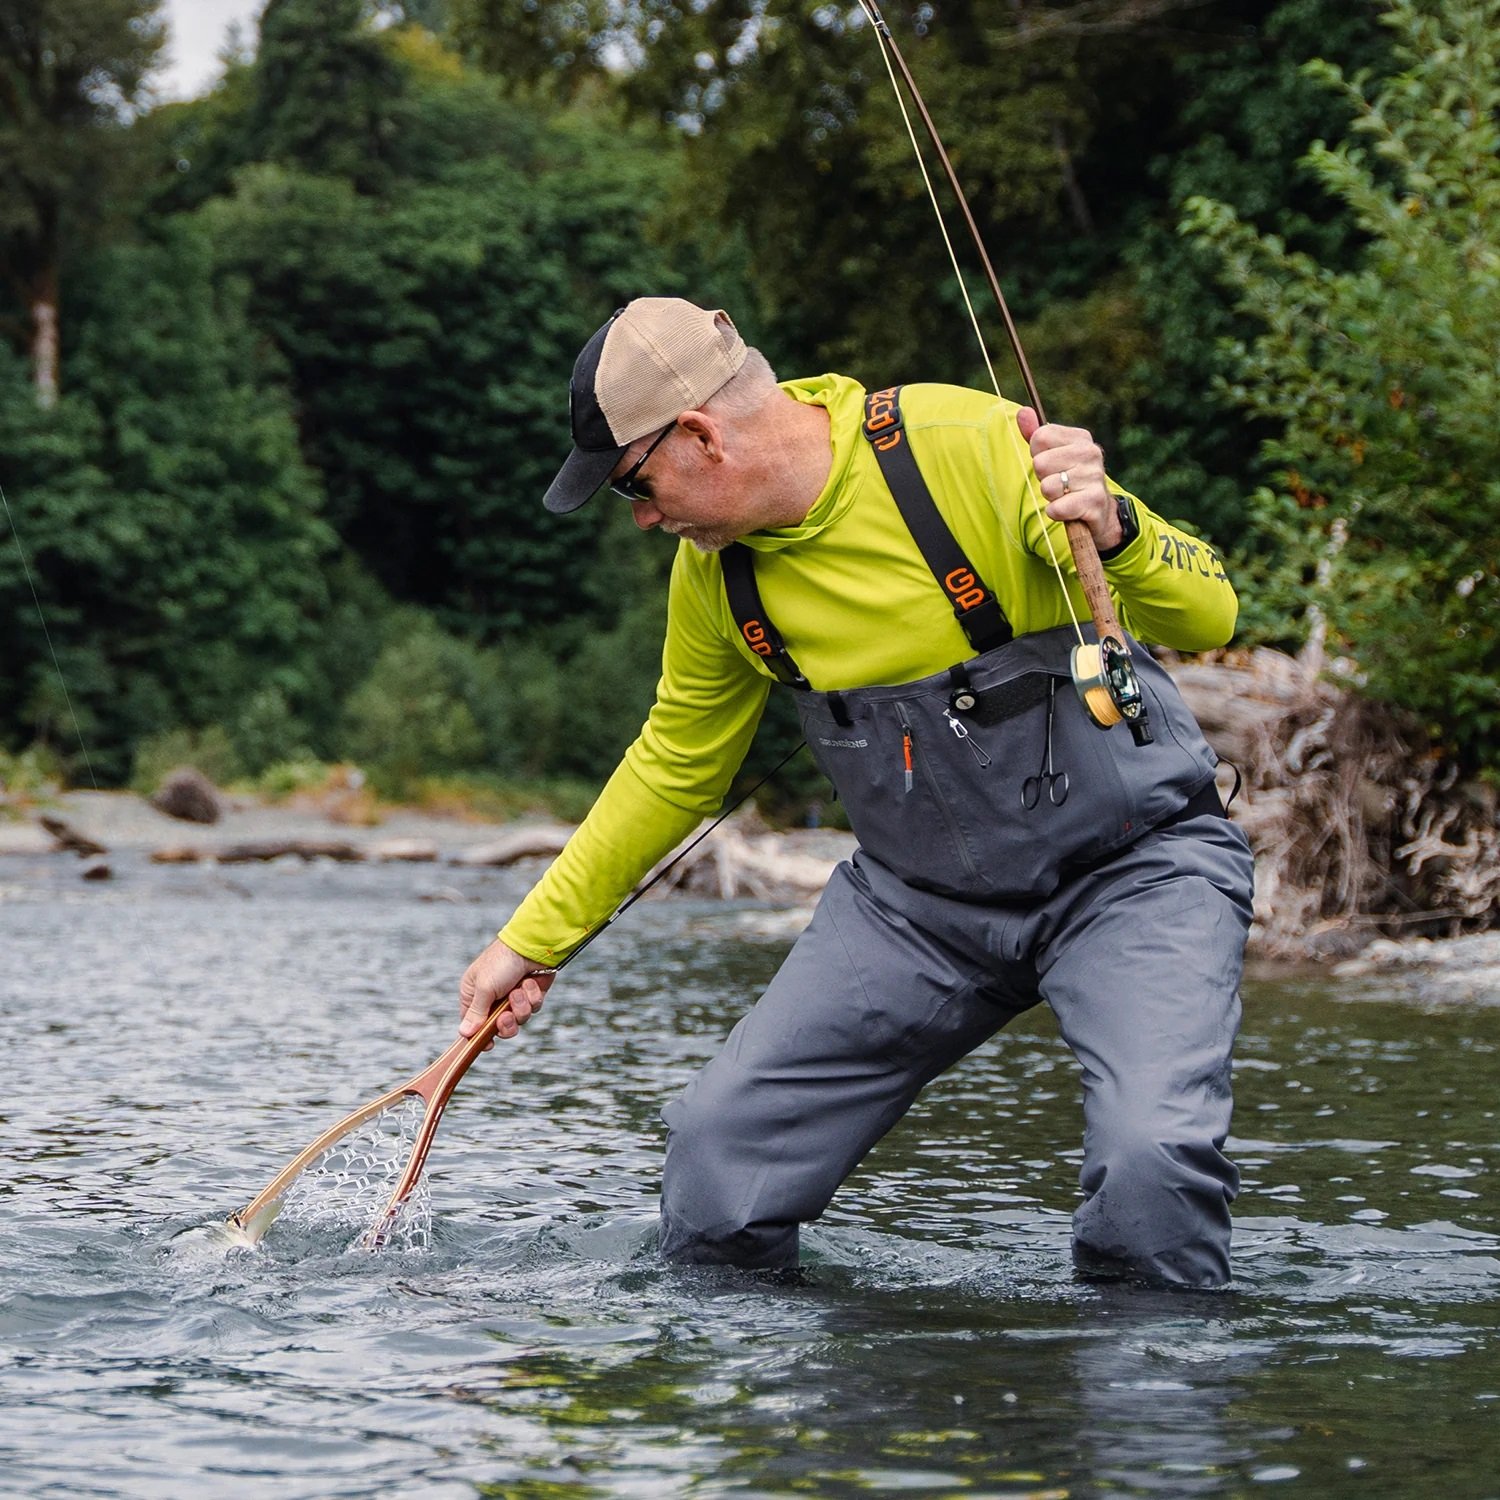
xmin=631 ymin=498 xmax=662 ymax=529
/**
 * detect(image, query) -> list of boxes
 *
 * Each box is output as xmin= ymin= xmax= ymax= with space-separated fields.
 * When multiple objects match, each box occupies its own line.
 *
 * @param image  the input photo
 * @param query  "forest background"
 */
xmin=0 ymin=0 xmax=1495 ymax=827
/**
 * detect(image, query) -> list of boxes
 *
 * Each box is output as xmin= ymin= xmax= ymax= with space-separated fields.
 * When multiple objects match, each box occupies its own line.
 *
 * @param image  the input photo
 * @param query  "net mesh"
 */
xmin=277 ymin=1094 xmax=434 ymax=1253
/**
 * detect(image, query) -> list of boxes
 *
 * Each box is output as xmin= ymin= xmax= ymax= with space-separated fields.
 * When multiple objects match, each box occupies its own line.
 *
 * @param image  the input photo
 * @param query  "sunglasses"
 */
xmin=609 ymin=422 xmax=676 ymax=502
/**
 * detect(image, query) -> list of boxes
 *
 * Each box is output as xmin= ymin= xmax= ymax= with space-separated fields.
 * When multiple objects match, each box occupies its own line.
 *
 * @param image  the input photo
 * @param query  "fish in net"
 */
xmin=276 ymin=1096 xmax=434 ymax=1253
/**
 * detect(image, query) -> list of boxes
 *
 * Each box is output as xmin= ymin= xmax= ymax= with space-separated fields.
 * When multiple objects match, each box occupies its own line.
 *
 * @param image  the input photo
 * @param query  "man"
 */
xmin=458 ymin=297 xmax=1254 ymax=1287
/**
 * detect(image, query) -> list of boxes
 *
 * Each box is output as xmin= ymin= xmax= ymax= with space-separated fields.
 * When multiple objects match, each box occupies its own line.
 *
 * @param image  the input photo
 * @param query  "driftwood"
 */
xmin=215 ymin=839 xmax=365 ymax=864
xmin=640 ymin=819 xmax=841 ymax=905
xmin=150 ymin=767 xmax=222 ymax=824
xmin=38 ymin=815 xmax=107 ymax=858
xmin=369 ymin=838 xmax=439 ymax=863
xmin=450 ymin=825 xmax=573 ymax=867
xmin=1167 ymin=644 xmax=1498 ymax=958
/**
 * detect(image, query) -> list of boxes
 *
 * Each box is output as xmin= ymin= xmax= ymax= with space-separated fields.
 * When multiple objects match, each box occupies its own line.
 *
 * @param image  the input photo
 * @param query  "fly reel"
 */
xmin=1072 ymin=636 xmax=1154 ymax=745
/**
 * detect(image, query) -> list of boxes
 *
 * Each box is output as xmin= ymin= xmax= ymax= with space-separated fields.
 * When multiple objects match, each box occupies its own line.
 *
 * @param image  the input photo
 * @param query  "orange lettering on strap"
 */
xmin=742 ymin=621 xmax=774 ymax=658
xmin=866 ymin=387 xmax=900 ymax=430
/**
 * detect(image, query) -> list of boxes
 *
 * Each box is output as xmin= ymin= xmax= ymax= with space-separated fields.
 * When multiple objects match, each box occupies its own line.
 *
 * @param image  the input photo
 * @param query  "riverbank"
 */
xmin=0 ymin=787 xmax=856 ymax=905
xmin=5 ymin=687 xmax=1494 ymax=978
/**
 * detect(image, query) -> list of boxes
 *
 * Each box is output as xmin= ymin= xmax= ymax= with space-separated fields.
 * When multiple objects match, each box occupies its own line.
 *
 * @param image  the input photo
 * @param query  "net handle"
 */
xmin=229 ymin=998 xmax=514 ymax=1243
xmin=234 ymin=741 xmax=810 ymax=1246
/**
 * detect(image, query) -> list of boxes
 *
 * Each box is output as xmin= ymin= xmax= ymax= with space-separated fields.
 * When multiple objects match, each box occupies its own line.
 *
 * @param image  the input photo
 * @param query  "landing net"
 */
xmin=276 ymin=1094 xmax=433 ymax=1252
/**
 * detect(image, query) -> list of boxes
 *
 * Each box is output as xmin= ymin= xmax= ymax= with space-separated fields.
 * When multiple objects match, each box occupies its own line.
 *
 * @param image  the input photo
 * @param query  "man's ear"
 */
xmin=676 ymin=409 xmax=725 ymax=463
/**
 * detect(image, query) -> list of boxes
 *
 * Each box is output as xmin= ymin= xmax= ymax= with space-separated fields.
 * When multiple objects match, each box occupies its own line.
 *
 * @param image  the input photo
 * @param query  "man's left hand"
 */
xmin=1016 ymin=408 xmax=1121 ymax=551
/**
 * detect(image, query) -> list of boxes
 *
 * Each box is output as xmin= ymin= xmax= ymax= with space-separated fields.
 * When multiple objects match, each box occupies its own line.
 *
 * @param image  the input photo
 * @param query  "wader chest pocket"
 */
xmin=796 ymin=631 xmax=1220 ymax=903
xmin=800 ymin=679 xmax=1135 ymax=902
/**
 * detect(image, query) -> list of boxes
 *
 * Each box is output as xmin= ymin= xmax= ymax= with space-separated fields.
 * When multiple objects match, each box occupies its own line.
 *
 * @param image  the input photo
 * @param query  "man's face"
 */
xmin=609 ymin=416 xmax=747 ymax=553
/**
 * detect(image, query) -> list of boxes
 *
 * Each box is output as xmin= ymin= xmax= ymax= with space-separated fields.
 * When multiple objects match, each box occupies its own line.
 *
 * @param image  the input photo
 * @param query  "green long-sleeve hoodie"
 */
xmin=500 ymin=374 xmax=1237 ymax=963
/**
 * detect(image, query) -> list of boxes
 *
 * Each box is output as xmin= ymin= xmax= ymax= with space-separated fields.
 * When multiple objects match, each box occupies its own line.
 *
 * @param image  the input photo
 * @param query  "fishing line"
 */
xmin=558 ymin=736 xmax=810 ymax=968
xmin=0 ymin=479 xmax=98 ymax=790
xmin=858 ymin=0 xmax=1087 ymax=652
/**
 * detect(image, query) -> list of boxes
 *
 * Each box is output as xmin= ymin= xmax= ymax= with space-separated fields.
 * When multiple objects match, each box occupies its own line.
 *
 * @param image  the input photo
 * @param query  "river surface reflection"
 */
xmin=1 ymin=851 xmax=1496 ymax=1497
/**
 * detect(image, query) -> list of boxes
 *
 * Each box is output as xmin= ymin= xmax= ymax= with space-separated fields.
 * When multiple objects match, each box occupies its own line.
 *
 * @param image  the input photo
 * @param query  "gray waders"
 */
xmin=658 ymin=389 xmax=1254 ymax=1287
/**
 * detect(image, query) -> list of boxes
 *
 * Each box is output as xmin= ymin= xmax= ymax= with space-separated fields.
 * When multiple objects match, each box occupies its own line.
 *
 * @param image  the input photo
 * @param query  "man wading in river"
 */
xmin=457 ymin=297 xmax=1254 ymax=1288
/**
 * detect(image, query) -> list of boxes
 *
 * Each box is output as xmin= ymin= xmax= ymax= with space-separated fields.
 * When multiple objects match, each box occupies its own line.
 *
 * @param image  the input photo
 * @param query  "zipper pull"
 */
xmin=900 ymin=715 xmax=914 ymax=793
xmin=944 ymin=709 xmax=991 ymax=767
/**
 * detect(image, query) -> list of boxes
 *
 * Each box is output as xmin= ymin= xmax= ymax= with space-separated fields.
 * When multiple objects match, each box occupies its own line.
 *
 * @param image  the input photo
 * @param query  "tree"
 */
xmin=0 ymin=221 xmax=336 ymax=780
xmin=0 ymin=0 xmax=164 ymax=405
xmin=243 ymin=0 xmax=411 ymax=193
xmin=1184 ymin=0 xmax=1500 ymax=769
xmin=1122 ymin=0 xmax=1391 ymax=537
xmin=190 ymin=16 xmax=746 ymax=636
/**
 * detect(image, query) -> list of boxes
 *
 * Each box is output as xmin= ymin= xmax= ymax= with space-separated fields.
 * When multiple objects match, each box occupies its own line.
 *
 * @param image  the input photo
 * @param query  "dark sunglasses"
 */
xmin=609 ymin=422 xmax=676 ymax=502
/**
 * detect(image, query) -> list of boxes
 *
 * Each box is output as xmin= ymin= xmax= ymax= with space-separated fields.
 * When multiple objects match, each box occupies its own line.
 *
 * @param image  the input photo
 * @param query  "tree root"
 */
xmin=1168 ymin=644 xmax=1498 ymax=959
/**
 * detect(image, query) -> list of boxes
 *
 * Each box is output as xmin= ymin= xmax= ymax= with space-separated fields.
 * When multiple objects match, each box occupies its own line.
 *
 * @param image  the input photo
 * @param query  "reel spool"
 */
xmin=1071 ymin=636 xmax=1154 ymax=745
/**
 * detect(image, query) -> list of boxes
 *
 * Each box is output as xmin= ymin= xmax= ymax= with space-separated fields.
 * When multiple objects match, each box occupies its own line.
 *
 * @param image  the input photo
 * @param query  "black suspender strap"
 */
xmin=862 ymin=386 xmax=1013 ymax=653
xmin=720 ymin=542 xmax=811 ymax=689
xmin=720 ymin=386 xmax=1013 ymax=692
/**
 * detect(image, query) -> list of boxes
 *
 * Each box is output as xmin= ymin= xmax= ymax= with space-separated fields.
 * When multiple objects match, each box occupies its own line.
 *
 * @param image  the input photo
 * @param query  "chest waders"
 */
xmin=720 ymin=387 xmax=1225 ymax=905
xmin=659 ymin=386 xmax=1252 ymax=1288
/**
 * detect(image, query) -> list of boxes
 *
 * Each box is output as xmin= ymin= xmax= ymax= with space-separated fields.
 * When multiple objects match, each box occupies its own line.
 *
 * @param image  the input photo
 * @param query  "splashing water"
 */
xmin=277 ymin=1095 xmax=434 ymax=1253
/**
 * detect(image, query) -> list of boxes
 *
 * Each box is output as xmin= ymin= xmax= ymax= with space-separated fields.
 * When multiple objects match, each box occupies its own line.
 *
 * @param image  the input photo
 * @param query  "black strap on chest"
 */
xmin=721 ymin=542 xmax=811 ymax=689
xmin=862 ymin=386 xmax=1013 ymax=654
xmin=718 ymin=384 xmax=1013 ymax=692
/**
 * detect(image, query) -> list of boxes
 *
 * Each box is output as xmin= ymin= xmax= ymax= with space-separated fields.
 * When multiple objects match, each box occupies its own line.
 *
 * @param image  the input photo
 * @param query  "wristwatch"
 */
xmin=1097 ymin=491 xmax=1140 ymax=561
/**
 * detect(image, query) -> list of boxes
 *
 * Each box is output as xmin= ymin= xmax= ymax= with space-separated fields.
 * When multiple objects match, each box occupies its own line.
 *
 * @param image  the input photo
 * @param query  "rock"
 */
xmin=215 ymin=839 xmax=365 ymax=864
xmin=151 ymin=846 xmax=203 ymax=864
xmin=150 ymin=767 xmax=223 ymax=824
xmin=450 ymin=825 xmax=573 ymax=867
xmin=80 ymin=858 xmax=112 ymax=881
xmin=38 ymin=815 xmax=107 ymax=857
xmin=370 ymin=838 xmax=439 ymax=863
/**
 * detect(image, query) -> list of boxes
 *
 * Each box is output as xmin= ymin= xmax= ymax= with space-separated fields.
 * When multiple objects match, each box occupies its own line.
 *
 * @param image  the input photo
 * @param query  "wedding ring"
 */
xmin=1059 ymin=470 xmax=1072 ymax=494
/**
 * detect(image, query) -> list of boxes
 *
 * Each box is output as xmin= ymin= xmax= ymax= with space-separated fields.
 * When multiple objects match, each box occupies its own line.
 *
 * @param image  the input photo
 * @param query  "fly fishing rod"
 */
xmin=855 ymin=0 xmax=1154 ymax=746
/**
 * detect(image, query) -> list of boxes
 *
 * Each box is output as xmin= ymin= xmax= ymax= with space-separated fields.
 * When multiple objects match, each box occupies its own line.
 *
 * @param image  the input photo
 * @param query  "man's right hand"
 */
xmin=458 ymin=937 xmax=554 ymax=1042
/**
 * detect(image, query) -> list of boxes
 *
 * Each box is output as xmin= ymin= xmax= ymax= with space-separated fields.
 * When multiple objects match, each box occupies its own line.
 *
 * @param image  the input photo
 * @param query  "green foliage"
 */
xmin=130 ymin=724 xmax=242 ymax=792
xmin=0 ymin=742 xmax=66 ymax=799
xmin=1123 ymin=0 xmax=1391 ymax=538
xmin=231 ymin=685 xmax=316 ymax=776
xmin=1185 ymin=0 xmax=1500 ymax=766
xmin=244 ymin=0 xmax=411 ymax=191
xmin=0 ymin=219 xmax=336 ymax=781
xmin=341 ymin=613 xmax=508 ymax=795
xmin=0 ymin=0 xmax=166 ymax=254
xmin=191 ymin=42 xmax=739 ymax=633
xmin=254 ymin=757 xmax=341 ymax=799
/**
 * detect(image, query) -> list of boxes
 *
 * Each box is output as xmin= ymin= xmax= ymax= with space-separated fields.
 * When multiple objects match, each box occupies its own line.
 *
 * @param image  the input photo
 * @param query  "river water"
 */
xmin=1 ymin=847 xmax=1496 ymax=1498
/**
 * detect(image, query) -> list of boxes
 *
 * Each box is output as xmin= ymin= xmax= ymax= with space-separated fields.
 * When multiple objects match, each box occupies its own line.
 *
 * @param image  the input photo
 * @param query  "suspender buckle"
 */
xmin=954 ymin=595 xmax=1010 ymax=655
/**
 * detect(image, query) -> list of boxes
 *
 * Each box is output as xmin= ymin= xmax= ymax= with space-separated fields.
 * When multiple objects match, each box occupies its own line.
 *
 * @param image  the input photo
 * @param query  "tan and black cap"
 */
xmin=543 ymin=297 xmax=748 ymax=514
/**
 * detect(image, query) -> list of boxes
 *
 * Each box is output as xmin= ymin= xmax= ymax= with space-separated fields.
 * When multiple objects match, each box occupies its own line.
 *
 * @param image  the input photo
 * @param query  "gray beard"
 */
xmin=663 ymin=522 xmax=735 ymax=553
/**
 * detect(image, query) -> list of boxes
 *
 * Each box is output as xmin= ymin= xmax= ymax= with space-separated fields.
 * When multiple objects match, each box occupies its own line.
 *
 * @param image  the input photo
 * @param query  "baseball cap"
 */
xmin=543 ymin=297 xmax=748 ymax=514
